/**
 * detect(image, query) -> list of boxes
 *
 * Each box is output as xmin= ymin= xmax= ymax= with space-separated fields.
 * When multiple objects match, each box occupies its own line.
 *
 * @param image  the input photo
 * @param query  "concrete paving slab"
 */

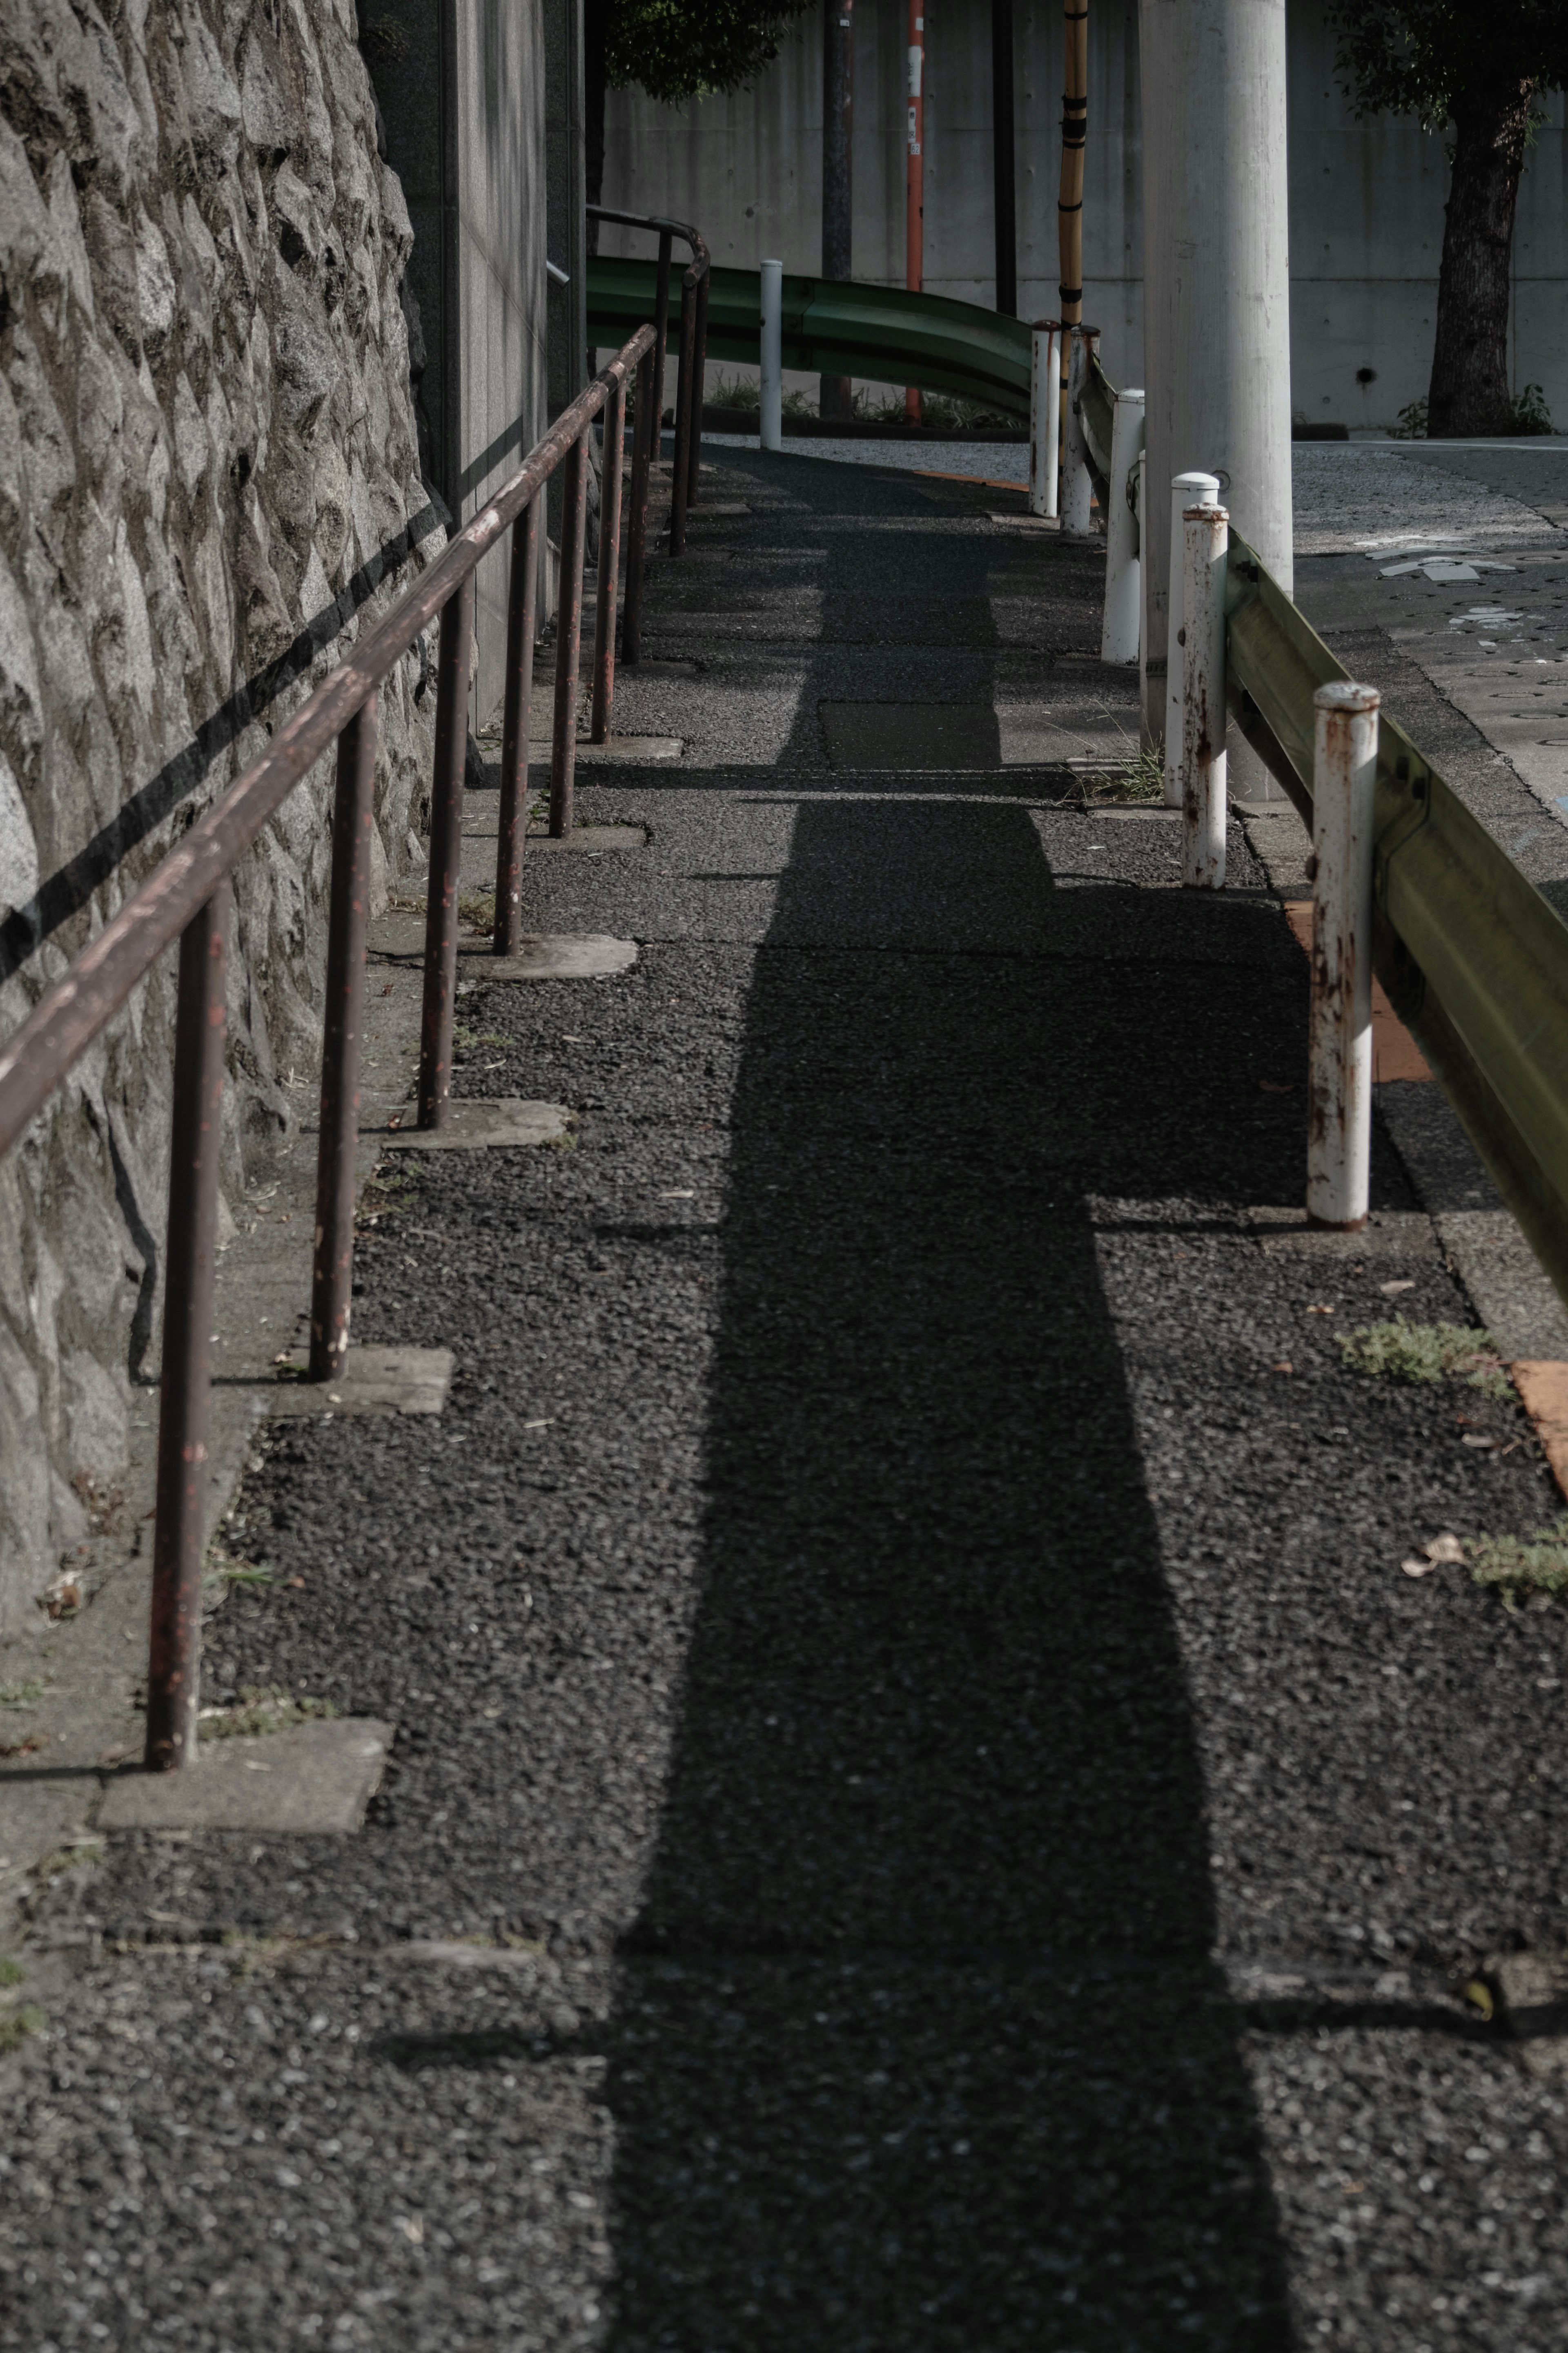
xmin=381 ymin=1099 xmax=572 ymax=1149
xmin=368 ymin=915 xmax=638 ymax=976
xmin=266 ymin=1344 xmax=455 ymax=1418
xmin=96 ymin=1717 xmax=393 ymax=1833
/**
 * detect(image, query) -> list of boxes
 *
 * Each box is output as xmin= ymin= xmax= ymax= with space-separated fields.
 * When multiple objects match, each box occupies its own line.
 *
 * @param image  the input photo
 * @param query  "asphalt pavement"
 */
xmin=5 ymin=450 xmax=1568 ymax=2351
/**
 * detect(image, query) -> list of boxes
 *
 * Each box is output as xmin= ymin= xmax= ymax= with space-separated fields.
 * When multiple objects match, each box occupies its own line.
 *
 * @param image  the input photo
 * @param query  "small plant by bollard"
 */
xmin=1180 ymin=502 xmax=1229 ymax=889
xmin=1307 ymin=681 xmax=1380 ymax=1230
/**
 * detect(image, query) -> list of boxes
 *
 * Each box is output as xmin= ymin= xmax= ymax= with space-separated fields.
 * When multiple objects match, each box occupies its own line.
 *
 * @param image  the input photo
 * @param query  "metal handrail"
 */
xmin=0 ymin=319 xmax=662 ymax=1773
xmin=588 ymin=206 xmax=710 ymax=561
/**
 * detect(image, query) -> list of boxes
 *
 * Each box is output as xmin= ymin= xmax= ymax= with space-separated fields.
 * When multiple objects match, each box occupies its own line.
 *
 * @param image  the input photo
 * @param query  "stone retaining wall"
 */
xmin=0 ymin=0 xmax=439 ymax=1635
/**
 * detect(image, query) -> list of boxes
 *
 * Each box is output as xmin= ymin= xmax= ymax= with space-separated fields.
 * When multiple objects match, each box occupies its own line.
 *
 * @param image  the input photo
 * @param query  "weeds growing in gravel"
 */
xmin=0 ymin=2004 xmax=45 ymax=2055
xmin=1339 ymin=1316 xmax=1512 ymax=1399
xmin=1468 ymin=1522 xmax=1568 ymax=1608
xmin=198 ymin=1687 xmax=338 ymax=1740
xmin=1071 ymin=727 xmax=1166 ymax=806
xmin=0 ymin=1956 xmax=25 ymax=1987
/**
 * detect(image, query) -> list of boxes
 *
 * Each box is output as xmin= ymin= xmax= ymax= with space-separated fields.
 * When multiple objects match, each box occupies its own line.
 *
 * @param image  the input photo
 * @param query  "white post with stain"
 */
xmin=1307 ymin=680 xmax=1380 ymax=1230
xmin=760 ymin=259 xmax=783 ymax=451
xmin=1100 ymin=388 xmax=1145 ymax=662
xmin=1180 ymin=501 xmax=1229 ymax=888
xmin=1062 ymin=325 xmax=1099 ymax=537
xmin=1029 ymin=321 xmax=1062 ymax=517
xmin=1163 ymin=471 xmax=1219 ymax=802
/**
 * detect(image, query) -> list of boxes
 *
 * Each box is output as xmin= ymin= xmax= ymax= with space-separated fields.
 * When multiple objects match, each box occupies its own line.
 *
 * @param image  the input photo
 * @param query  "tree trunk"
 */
xmin=1427 ymin=89 xmax=1533 ymax=437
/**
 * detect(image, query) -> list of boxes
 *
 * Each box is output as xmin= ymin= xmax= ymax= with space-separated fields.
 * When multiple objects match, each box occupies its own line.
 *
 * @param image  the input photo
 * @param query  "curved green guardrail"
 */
xmin=587 ymin=256 xmax=1032 ymax=417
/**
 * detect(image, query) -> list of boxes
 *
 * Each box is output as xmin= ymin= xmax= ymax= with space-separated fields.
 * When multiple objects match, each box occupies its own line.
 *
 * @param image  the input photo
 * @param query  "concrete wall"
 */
xmin=599 ymin=0 xmax=1568 ymax=432
xmin=368 ymin=0 xmax=549 ymax=723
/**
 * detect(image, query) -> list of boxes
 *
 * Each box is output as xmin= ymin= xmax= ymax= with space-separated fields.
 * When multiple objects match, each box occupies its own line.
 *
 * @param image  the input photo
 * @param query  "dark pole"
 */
xmin=309 ymin=700 xmax=377 ymax=1379
xmin=992 ymin=0 xmax=1017 ymax=316
xmin=821 ymin=0 xmax=853 ymax=419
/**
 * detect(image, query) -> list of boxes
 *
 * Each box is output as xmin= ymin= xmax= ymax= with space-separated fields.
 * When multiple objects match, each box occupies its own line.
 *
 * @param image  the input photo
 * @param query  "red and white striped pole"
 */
xmin=905 ymin=0 xmax=924 ymax=422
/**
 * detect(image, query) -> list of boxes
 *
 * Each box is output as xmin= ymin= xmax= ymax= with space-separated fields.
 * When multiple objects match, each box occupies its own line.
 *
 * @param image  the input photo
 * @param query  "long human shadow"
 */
xmin=601 ymin=798 xmax=1298 ymax=2350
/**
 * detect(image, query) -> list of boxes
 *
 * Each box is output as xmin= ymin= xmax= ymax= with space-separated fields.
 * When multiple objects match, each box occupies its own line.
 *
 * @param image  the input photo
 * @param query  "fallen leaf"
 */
xmin=523 ymin=1418 xmax=554 ymax=1430
xmin=1462 ymin=1979 xmax=1494 ymax=2022
xmin=1306 ymin=1304 xmax=1334 ymax=1316
xmin=1380 ymin=1279 xmax=1417 ymax=1297
xmin=1259 ymin=1080 xmax=1292 ymax=1094
xmin=1401 ymin=1557 xmax=1437 ymax=1577
xmin=1273 ymin=1361 xmax=1294 ymax=1374
xmin=287 ymin=1577 xmax=306 ymax=1590
xmin=1462 ymin=1432 xmax=1497 ymax=1450
xmin=1425 ymin=1534 xmax=1466 ymax=1565
xmin=0 ymin=1734 xmax=45 ymax=1758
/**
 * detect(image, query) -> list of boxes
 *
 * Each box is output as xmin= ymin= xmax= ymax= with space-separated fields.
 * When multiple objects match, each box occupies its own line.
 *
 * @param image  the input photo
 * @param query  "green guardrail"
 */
xmin=587 ymin=256 xmax=1032 ymax=418
xmin=1225 ymin=531 xmax=1568 ymax=1309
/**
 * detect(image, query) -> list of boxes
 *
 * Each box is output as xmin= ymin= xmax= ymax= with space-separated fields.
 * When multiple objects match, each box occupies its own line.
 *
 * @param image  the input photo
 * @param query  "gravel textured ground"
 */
xmin=5 ymin=451 xmax=1568 ymax=2349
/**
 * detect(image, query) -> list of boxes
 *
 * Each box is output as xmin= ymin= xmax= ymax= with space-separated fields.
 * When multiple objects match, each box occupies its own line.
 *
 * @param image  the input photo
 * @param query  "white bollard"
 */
xmin=1307 ymin=681 xmax=1381 ymax=1230
xmin=1163 ymin=469 xmax=1220 ymax=803
xmin=1062 ymin=325 xmax=1100 ymax=537
xmin=1029 ymin=321 xmax=1063 ymax=518
xmin=1180 ymin=502 xmax=1229 ymax=888
xmin=1100 ymin=387 xmax=1145 ymax=662
xmin=1135 ymin=448 xmax=1147 ymax=676
xmin=760 ymin=259 xmax=783 ymax=452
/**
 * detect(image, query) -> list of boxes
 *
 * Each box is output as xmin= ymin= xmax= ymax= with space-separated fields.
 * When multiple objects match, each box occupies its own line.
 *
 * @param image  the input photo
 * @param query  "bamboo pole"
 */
xmin=1058 ymin=0 xmax=1087 ymax=443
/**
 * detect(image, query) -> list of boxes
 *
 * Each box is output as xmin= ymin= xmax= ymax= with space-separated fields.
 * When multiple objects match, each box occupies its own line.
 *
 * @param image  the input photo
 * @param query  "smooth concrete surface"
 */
xmin=382 ymin=1100 xmax=575 ymax=1149
xmin=97 ymin=1720 xmax=395 ymax=1835
xmin=267 ymin=1347 xmax=457 ymax=1419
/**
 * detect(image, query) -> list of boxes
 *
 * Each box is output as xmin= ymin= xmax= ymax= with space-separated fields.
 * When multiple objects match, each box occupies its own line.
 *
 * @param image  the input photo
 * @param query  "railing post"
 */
xmin=1029 ymin=320 xmax=1062 ymax=519
xmin=591 ymin=374 xmax=628 ymax=743
xmin=145 ymin=880 xmax=231 ymax=1773
xmin=550 ymin=426 xmax=590 ymax=838
xmin=416 ymin=575 xmax=473 ymax=1129
xmin=689 ymin=267 xmax=708 ymax=503
xmin=1100 ymin=388 xmax=1145 ymax=663
xmin=760 ymin=259 xmax=783 ymax=452
xmin=1180 ymin=501 xmax=1229 ymax=890
xmin=494 ymin=495 xmax=540 ymax=955
xmin=309 ymin=702 xmax=377 ymax=1379
xmin=1061 ymin=324 xmax=1100 ymax=536
xmin=1162 ymin=470 xmax=1220 ymax=804
xmin=669 ymin=272 xmax=697 ymax=557
xmin=621 ymin=345 xmax=654 ymax=667
xmin=653 ymin=229 xmax=673 ymax=445
xmin=1308 ymin=682 xmax=1380 ymax=1231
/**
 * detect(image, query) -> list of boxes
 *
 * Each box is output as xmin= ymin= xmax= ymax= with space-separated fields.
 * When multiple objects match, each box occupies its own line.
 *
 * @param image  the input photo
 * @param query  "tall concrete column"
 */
xmin=821 ymin=0 xmax=854 ymax=417
xmin=546 ymin=0 xmax=588 ymax=421
xmin=1138 ymin=0 xmax=1292 ymax=785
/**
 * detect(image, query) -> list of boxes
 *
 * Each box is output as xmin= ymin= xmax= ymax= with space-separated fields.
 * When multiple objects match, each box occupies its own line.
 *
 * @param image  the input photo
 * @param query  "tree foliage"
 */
xmin=601 ymin=0 xmax=813 ymax=106
xmin=1327 ymin=0 xmax=1568 ymax=145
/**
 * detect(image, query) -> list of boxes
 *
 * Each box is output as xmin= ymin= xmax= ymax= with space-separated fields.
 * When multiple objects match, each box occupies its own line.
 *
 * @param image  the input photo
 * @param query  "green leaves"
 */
xmin=603 ymin=0 xmax=813 ymax=106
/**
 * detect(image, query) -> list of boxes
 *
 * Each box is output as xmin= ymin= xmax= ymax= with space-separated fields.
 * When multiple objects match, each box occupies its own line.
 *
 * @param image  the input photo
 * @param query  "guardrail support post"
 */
xmin=494 ymin=495 xmax=540 ymax=955
xmin=760 ymin=259 xmax=784 ymax=452
xmin=653 ymin=230 xmax=673 ymax=437
xmin=550 ymin=426 xmax=590 ymax=838
xmin=670 ymin=274 xmax=697 ymax=557
xmin=1307 ymin=682 xmax=1380 ymax=1231
xmin=1163 ymin=470 xmax=1220 ymax=804
xmin=145 ymin=879 xmax=232 ymax=1772
xmin=1062 ymin=324 xmax=1100 ymax=536
xmin=416 ymin=574 xmax=472 ymax=1130
xmin=591 ymin=374 xmax=627 ymax=743
xmin=1029 ymin=320 xmax=1062 ymax=518
xmin=1180 ymin=501 xmax=1229 ymax=890
xmin=622 ymin=347 xmax=654 ymax=666
xmin=1101 ymin=387 xmax=1145 ymax=662
xmin=310 ymin=700 xmax=377 ymax=1379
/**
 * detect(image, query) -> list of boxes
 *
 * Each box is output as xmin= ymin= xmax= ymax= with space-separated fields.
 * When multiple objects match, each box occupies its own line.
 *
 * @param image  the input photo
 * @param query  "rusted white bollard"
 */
xmin=1029 ymin=321 xmax=1063 ymax=519
xmin=1163 ymin=470 xmax=1220 ymax=804
xmin=1061 ymin=324 xmax=1099 ymax=538
xmin=1180 ymin=501 xmax=1229 ymax=889
xmin=1307 ymin=681 xmax=1381 ymax=1230
xmin=1100 ymin=387 xmax=1145 ymax=663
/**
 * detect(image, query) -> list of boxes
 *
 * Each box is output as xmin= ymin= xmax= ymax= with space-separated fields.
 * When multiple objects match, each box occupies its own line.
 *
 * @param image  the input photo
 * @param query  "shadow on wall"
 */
xmin=0 ymin=502 xmax=449 ymax=988
xmin=599 ymin=794 xmax=1295 ymax=2348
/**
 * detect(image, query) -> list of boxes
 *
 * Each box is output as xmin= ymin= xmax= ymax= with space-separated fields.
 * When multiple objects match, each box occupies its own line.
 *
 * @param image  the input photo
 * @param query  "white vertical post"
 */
xmin=1307 ymin=682 xmax=1380 ymax=1231
xmin=1135 ymin=448 xmax=1147 ymax=678
xmin=1163 ymin=470 xmax=1219 ymax=803
xmin=760 ymin=259 xmax=783 ymax=452
xmin=1180 ymin=502 xmax=1229 ymax=889
xmin=1100 ymin=388 xmax=1145 ymax=662
xmin=1062 ymin=325 xmax=1099 ymax=536
xmin=1029 ymin=321 xmax=1062 ymax=518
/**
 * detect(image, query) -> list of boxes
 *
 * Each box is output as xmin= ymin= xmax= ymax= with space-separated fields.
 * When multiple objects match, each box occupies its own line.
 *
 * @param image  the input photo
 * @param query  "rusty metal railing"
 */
xmin=588 ymin=205 xmax=710 ymax=564
xmin=0 ymin=321 xmax=660 ymax=1773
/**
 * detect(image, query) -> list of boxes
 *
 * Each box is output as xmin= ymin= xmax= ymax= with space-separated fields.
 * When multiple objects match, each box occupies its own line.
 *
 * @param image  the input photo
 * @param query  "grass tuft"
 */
xmin=1468 ymin=1521 xmax=1568 ymax=1608
xmin=1338 ymin=1316 xmax=1512 ymax=1399
xmin=0 ymin=1956 xmax=25 ymax=1987
xmin=0 ymin=2005 xmax=45 ymax=2056
xmin=199 ymin=1687 xmax=338 ymax=1741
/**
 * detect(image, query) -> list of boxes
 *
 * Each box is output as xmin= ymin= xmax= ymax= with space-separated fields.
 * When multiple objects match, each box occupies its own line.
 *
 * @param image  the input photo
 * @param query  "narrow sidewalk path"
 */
xmin=5 ymin=453 xmax=1568 ymax=2351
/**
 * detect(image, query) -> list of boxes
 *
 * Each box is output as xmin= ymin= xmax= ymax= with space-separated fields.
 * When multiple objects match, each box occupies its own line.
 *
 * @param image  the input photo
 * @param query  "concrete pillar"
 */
xmin=1138 ymin=0 xmax=1292 ymax=792
xmin=546 ymin=0 xmax=588 ymax=424
xmin=822 ymin=0 xmax=854 ymax=417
